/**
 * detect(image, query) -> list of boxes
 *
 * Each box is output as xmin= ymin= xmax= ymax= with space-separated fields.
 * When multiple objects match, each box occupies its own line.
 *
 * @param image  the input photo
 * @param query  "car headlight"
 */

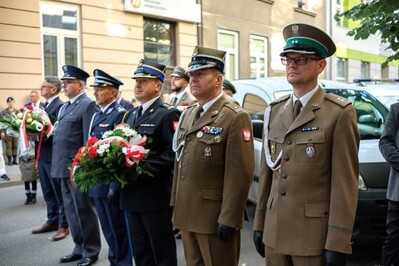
xmin=358 ymin=174 xmax=367 ymax=191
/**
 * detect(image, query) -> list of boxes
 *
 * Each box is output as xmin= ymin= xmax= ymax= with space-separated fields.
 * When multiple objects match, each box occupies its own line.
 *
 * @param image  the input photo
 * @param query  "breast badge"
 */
xmin=305 ymin=145 xmax=315 ymax=158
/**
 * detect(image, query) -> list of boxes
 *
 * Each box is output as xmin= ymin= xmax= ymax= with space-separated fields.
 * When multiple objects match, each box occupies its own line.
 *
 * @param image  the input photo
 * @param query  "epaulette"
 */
xmin=224 ymin=100 xmax=243 ymax=113
xmin=116 ymin=106 xmax=126 ymax=113
xmin=162 ymin=102 xmax=174 ymax=109
xmin=270 ymin=94 xmax=290 ymax=107
xmin=325 ymin=93 xmax=351 ymax=108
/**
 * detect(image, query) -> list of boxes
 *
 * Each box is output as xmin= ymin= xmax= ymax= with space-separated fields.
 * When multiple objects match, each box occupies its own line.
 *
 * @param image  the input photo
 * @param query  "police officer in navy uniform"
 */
xmin=120 ymin=59 xmax=180 ymax=266
xmin=52 ymin=65 xmax=101 ymax=266
xmin=87 ymin=69 xmax=132 ymax=266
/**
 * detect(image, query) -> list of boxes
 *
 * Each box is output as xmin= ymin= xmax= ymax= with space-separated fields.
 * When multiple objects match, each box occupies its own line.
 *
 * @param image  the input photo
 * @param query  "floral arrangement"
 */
xmin=0 ymin=106 xmax=53 ymax=136
xmin=71 ymin=124 xmax=150 ymax=192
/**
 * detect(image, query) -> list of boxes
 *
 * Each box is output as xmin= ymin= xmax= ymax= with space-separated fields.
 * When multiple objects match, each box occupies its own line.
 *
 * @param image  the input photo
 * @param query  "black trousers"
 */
xmin=382 ymin=200 xmax=399 ymax=266
xmin=125 ymin=210 xmax=177 ymax=266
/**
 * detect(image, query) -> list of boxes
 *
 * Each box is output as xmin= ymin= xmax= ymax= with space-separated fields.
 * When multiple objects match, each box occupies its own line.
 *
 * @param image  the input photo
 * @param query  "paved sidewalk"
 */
xmin=0 ymin=164 xmax=22 ymax=188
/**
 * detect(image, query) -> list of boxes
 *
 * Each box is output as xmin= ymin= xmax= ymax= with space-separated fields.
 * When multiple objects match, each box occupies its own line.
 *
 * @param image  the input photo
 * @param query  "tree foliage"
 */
xmin=335 ymin=0 xmax=399 ymax=66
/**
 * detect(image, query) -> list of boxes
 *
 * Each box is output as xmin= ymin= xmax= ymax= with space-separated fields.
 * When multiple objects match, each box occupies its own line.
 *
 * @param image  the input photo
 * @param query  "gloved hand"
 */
xmin=217 ymin=224 xmax=236 ymax=241
xmin=107 ymin=188 xmax=120 ymax=206
xmin=253 ymin=230 xmax=265 ymax=258
xmin=324 ymin=250 xmax=346 ymax=266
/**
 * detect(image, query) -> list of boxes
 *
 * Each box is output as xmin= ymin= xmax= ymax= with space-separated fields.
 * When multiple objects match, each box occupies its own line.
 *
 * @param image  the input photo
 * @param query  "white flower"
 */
xmin=102 ymin=130 xmax=113 ymax=138
xmin=97 ymin=143 xmax=110 ymax=155
xmin=122 ymin=127 xmax=137 ymax=138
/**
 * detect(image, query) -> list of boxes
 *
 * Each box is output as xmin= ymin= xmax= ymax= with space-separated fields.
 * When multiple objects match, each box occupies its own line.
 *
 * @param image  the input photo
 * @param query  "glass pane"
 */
xmin=219 ymin=33 xmax=235 ymax=49
xmin=250 ymin=57 xmax=256 ymax=79
xmin=65 ymin=37 xmax=77 ymax=66
xmin=143 ymin=19 xmax=175 ymax=66
xmin=260 ymin=58 xmax=265 ymax=78
xmin=43 ymin=35 xmax=58 ymax=76
xmin=251 ymin=38 xmax=265 ymax=53
xmin=42 ymin=6 xmax=77 ymax=31
xmin=227 ymin=54 xmax=235 ymax=80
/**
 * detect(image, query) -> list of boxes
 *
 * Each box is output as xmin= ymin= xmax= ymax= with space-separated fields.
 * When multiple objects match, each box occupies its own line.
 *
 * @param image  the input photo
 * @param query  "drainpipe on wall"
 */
xmin=197 ymin=0 xmax=203 ymax=46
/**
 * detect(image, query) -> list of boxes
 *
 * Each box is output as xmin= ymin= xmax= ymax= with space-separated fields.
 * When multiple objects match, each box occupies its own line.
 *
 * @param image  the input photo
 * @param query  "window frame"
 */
xmin=40 ymin=1 xmax=81 ymax=77
xmin=217 ymin=29 xmax=239 ymax=80
xmin=250 ymin=34 xmax=269 ymax=79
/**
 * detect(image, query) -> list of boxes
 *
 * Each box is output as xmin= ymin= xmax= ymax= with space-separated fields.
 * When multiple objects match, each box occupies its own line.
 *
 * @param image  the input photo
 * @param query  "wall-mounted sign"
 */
xmin=124 ymin=0 xmax=201 ymax=23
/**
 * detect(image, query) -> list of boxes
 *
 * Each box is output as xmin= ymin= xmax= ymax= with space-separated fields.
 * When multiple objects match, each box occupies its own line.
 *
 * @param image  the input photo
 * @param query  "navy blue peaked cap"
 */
xmin=132 ymin=59 xmax=166 ymax=82
xmin=61 ymin=65 xmax=90 ymax=82
xmin=90 ymin=69 xmax=123 ymax=89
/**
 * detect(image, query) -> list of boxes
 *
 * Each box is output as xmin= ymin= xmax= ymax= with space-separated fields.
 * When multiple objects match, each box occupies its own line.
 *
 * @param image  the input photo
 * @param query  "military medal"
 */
xmin=214 ymin=135 xmax=221 ymax=143
xmin=197 ymin=131 xmax=204 ymax=138
xmin=306 ymin=145 xmax=315 ymax=158
xmin=202 ymin=126 xmax=223 ymax=134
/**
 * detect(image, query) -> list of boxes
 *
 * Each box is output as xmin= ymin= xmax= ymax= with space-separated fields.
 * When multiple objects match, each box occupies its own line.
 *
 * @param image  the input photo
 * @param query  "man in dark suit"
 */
xmin=87 ymin=69 xmax=132 ymax=266
xmin=121 ymin=59 xmax=180 ymax=266
xmin=52 ymin=65 xmax=101 ymax=266
xmin=379 ymin=102 xmax=399 ymax=266
xmin=31 ymin=76 xmax=69 ymax=241
xmin=25 ymin=90 xmax=44 ymax=109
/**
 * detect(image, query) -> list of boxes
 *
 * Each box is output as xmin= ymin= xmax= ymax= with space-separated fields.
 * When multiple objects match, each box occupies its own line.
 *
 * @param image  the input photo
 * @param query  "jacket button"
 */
xmin=216 ymin=195 xmax=222 ymax=201
xmin=281 ymin=190 xmax=286 ymax=196
xmin=287 ymin=140 xmax=292 ymax=145
xmin=180 ymin=176 xmax=185 ymax=180
xmin=324 ymin=211 xmax=328 ymax=215
xmin=284 ymin=156 xmax=289 ymax=161
xmin=282 ymin=174 xmax=287 ymax=179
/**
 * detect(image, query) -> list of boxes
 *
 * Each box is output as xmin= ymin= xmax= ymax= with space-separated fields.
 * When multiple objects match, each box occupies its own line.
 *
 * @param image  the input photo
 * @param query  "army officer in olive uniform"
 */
xmin=87 ymin=69 xmax=132 ymax=266
xmin=171 ymin=46 xmax=255 ymax=265
xmin=252 ymin=24 xmax=360 ymax=266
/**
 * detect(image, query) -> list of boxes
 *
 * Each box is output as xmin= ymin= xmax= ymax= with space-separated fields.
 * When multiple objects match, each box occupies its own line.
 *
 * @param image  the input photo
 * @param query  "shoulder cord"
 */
xmin=264 ymin=106 xmax=282 ymax=171
xmin=172 ymin=110 xmax=187 ymax=161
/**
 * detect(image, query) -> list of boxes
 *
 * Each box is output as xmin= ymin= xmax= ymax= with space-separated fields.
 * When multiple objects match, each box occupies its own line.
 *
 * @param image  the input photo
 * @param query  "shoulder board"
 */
xmin=270 ymin=94 xmax=291 ymax=106
xmin=224 ymin=101 xmax=243 ymax=113
xmin=116 ymin=106 xmax=126 ymax=113
xmin=162 ymin=102 xmax=174 ymax=109
xmin=325 ymin=93 xmax=351 ymax=107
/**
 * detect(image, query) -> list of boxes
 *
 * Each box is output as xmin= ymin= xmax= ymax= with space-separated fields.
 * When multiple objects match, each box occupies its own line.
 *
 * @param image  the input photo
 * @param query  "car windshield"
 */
xmin=326 ymin=89 xmax=388 ymax=140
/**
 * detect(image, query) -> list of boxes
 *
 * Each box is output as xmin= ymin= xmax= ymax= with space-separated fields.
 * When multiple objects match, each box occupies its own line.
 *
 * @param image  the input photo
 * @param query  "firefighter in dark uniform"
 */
xmin=88 ymin=69 xmax=132 ymax=266
xmin=120 ymin=59 xmax=180 ymax=266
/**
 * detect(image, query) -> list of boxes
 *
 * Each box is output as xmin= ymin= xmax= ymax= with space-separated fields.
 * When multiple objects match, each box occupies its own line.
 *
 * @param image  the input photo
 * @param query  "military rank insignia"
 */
xmin=242 ymin=128 xmax=251 ymax=142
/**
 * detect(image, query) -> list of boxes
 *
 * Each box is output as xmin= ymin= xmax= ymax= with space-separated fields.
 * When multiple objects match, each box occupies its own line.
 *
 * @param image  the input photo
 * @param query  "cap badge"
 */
xmin=291 ymin=24 xmax=300 ymax=36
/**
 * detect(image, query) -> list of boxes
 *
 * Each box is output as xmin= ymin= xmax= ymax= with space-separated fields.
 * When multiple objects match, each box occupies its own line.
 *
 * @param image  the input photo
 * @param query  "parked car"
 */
xmin=354 ymin=78 xmax=399 ymax=108
xmin=233 ymin=77 xmax=389 ymax=243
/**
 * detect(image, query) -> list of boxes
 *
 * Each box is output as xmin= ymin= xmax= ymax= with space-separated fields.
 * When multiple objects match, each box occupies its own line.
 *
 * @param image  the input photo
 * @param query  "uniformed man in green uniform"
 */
xmin=171 ymin=46 xmax=255 ymax=265
xmin=253 ymin=23 xmax=360 ymax=266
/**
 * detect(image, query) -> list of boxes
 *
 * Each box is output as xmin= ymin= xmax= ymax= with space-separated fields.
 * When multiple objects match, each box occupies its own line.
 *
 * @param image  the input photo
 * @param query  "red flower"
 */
xmin=88 ymin=146 xmax=98 ymax=159
xmin=87 ymin=136 xmax=99 ymax=147
xmin=26 ymin=105 xmax=33 ymax=110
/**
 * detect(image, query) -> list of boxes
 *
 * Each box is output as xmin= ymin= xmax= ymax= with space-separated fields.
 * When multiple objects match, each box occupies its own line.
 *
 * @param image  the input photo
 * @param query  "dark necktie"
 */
xmin=171 ymin=97 xmax=178 ymax=106
xmin=293 ymin=100 xmax=302 ymax=119
xmin=134 ymin=106 xmax=143 ymax=123
xmin=193 ymin=106 xmax=203 ymax=124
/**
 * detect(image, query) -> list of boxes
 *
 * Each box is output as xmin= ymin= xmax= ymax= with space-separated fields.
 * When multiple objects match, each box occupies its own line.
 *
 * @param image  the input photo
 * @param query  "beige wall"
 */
xmin=201 ymin=0 xmax=325 ymax=79
xmin=0 ymin=0 xmax=198 ymax=110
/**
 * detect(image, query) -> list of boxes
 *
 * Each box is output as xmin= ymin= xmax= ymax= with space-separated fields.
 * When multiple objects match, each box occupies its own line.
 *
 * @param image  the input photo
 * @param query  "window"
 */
xmin=218 ymin=29 xmax=239 ymax=80
xmin=337 ymin=57 xmax=347 ymax=82
xmin=361 ymin=61 xmax=370 ymax=78
xmin=250 ymin=35 xmax=268 ymax=78
xmin=144 ymin=19 xmax=175 ymax=67
xmin=40 ymin=2 xmax=80 ymax=77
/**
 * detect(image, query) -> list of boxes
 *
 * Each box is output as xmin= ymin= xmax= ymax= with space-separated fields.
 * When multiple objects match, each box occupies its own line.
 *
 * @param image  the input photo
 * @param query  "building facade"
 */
xmin=0 ymin=0 xmax=397 ymax=110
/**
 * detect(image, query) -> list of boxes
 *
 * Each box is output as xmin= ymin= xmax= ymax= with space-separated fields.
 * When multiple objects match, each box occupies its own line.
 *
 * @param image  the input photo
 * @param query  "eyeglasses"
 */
xmin=281 ymin=56 xmax=321 ymax=66
xmin=62 ymin=81 xmax=80 ymax=87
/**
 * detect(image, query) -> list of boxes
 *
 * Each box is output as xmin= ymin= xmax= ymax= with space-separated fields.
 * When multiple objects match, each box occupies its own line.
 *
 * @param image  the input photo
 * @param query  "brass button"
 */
xmin=284 ymin=156 xmax=289 ymax=161
xmin=287 ymin=140 xmax=292 ymax=145
xmin=281 ymin=190 xmax=286 ymax=196
xmin=282 ymin=174 xmax=287 ymax=179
